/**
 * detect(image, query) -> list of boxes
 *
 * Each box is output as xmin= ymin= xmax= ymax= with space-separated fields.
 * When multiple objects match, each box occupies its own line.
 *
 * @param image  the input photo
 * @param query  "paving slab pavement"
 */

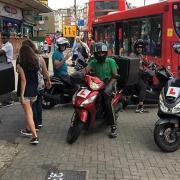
xmin=0 ymin=104 xmax=180 ymax=180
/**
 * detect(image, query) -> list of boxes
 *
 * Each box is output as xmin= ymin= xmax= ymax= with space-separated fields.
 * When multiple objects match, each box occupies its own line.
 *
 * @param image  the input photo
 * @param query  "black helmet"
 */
xmin=134 ymin=39 xmax=144 ymax=49
xmin=93 ymin=42 xmax=108 ymax=63
xmin=1 ymin=31 xmax=10 ymax=38
xmin=133 ymin=39 xmax=144 ymax=55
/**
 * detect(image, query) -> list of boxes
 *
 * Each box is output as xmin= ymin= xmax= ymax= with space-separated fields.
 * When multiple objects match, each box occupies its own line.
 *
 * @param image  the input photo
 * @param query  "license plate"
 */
xmin=77 ymin=89 xmax=91 ymax=98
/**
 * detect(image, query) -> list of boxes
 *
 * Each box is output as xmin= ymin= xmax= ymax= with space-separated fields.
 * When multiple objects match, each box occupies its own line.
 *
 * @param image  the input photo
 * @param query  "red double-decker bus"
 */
xmin=88 ymin=0 xmax=126 ymax=33
xmin=92 ymin=0 xmax=180 ymax=74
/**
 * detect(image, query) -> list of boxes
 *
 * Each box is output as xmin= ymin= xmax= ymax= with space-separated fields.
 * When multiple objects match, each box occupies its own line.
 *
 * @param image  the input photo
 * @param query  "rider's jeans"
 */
xmin=137 ymin=77 xmax=147 ymax=102
xmin=101 ymin=84 xmax=116 ymax=126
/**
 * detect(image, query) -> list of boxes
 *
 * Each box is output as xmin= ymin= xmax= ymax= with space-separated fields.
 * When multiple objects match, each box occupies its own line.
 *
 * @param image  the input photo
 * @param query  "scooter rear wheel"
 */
xmin=154 ymin=123 xmax=180 ymax=152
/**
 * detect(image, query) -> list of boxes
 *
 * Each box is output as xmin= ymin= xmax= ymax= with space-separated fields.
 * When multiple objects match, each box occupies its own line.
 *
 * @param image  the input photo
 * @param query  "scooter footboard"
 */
xmin=77 ymin=109 xmax=88 ymax=123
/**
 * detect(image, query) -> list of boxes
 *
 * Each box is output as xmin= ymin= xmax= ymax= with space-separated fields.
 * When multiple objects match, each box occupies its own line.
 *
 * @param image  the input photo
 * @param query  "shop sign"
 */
xmin=63 ymin=25 xmax=77 ymax=37
xmin=0 ymin=2 xmax=22 ymax=20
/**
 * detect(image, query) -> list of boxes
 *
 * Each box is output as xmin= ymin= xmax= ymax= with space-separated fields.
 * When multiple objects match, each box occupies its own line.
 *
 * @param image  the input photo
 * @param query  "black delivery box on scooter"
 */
xmin=0 ymin=62 xmax=15 ymax=95
xmin=110 ymin=56 xmax=139 ymax=88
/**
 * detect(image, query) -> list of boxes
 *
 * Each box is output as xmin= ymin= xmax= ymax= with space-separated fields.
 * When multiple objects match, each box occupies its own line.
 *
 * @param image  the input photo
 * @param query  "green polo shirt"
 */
xmin=88 ymin=57 xmax=118 ymax=81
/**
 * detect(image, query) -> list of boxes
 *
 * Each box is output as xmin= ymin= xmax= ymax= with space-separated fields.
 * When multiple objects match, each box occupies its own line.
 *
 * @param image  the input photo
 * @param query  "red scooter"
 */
xmin=66 ymin=74 xmax=122 ymax=144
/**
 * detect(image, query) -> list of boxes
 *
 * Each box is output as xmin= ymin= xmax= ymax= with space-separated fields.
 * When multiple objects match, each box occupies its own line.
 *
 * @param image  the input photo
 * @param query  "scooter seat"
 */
xmin=50 ymin=76 xmax=64 ymax=85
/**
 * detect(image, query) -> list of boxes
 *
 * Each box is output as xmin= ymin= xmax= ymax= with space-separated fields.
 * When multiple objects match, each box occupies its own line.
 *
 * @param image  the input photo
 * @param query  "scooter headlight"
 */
xmin=159 ymin=100 xmax=169 ymax=113
xmin=172 ymin=102 xmax=180 ymax=114
xmin=159 ymin=93 xmax=169 ymax=113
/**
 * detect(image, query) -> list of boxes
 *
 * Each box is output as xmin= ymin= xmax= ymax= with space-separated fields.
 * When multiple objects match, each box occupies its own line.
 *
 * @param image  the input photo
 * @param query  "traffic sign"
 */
xmin=78 ymin=19 xmax=85 ymax=26
xmin=63 ymin=25 xmax=77 ymax=37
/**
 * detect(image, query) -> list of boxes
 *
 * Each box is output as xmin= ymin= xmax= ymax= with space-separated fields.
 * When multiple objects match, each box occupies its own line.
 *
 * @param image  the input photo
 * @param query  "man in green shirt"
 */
xmin=84 ymin=42 xmax=118 ymax=138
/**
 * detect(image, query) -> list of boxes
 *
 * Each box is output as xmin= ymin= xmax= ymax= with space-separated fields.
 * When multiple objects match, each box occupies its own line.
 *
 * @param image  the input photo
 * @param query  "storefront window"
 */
xmin=2 ymin=17 xmax=22 ymax=36
xmin=173 ymin=2 xmax=180 ymax=38
xmin=23 ymin=26 xmax=33 ymax=37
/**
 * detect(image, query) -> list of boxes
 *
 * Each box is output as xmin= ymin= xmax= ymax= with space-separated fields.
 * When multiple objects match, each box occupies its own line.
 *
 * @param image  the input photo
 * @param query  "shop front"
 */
xmin=0 ymin=2 xmax=23 ymax=36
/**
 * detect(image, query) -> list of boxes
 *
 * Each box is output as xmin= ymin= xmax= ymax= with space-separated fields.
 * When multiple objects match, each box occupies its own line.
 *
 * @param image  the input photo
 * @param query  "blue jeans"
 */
xmin=33 ymin=89 xmax=43 ymax=127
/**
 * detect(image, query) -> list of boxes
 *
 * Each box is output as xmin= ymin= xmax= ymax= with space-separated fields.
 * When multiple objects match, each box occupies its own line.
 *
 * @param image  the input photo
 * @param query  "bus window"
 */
xmin=95 ymin=1 xmax=119 ymax=10
xmin=104 ymin=25 xmax=115 ymax=55
xmin=95 ymin=26 xmax=105 ymax=42
xmin=148 ymin=16 xmax=162 ymax=57
xmin=173 ymin=2 xmax=180 ymax=38
xmin=122 ymin=22 xmax=129 ymax=55
xmin=141 ymin=16 xmax=162 ymax=57
xmin=129 ymin=21 xmax=140 ymax=53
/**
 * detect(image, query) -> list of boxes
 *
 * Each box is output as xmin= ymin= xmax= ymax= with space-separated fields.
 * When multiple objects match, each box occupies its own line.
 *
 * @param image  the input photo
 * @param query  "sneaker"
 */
xmin=20 ymin=129 xmax=32 ymax=136
xmin=136 ymin=106 xmax=149 ymax=113
xmin=30 ymin=137 xmax=39 ymax=145
xmin=37 ymin=124 xmax=43 ymax=129
xmin=109 ymin=125 xmax=117 ymax=138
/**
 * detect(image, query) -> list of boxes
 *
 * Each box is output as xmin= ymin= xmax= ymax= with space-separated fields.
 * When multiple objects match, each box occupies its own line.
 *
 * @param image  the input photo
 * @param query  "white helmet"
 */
xmin=56 ymin=37 xmax=69 ymax=46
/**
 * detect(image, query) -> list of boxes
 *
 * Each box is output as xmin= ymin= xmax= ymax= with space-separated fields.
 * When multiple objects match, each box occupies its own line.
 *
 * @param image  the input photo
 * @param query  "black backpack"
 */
xmin=81 ymin=46 xmax=88 ymax=59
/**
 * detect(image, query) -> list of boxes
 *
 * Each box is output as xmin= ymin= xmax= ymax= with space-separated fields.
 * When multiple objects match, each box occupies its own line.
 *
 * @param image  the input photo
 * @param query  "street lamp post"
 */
xmin=74 ymin=0 xmax=77 ymax=19
xmin=144 ymin=0 xmax=146 ymax=6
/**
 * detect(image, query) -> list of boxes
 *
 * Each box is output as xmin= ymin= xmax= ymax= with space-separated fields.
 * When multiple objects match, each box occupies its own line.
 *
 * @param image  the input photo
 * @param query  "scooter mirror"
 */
xmin=173 ymin=43 xmax=180 ymax=54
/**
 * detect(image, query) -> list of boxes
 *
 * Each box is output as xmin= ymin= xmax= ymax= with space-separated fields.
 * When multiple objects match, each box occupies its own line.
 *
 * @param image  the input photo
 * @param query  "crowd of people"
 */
xmin=0 ymin=30 xmax=180 ymax=145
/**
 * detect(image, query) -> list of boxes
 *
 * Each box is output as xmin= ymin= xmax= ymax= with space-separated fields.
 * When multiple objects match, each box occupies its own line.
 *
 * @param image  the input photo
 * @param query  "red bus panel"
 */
xmin=92 ymin=0 xmax=180 ymax=75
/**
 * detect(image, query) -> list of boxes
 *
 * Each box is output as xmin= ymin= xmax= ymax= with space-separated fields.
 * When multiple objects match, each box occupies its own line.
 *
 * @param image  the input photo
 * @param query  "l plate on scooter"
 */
xmin=166 ymin=87 xmax=180 ymax=98
xmin=77 ymin=89 xmax=91 ymax=98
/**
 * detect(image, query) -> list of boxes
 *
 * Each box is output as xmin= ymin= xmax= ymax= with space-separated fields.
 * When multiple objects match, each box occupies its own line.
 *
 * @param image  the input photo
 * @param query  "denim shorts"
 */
xmin=24 ymin=96 xmax=37 ymax=103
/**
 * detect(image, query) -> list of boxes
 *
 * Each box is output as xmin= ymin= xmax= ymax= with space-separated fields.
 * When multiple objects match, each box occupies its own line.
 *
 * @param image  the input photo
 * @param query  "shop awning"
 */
xmin=0 ymin=0 xmax=52 ymax=13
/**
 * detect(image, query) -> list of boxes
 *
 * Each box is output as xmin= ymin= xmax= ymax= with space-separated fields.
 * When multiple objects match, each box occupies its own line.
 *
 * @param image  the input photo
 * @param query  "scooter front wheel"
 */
xmin=154 ymin=123 xmax=180 ymax=152
xmin=66 ymin=120 xmax=84 ymax=144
